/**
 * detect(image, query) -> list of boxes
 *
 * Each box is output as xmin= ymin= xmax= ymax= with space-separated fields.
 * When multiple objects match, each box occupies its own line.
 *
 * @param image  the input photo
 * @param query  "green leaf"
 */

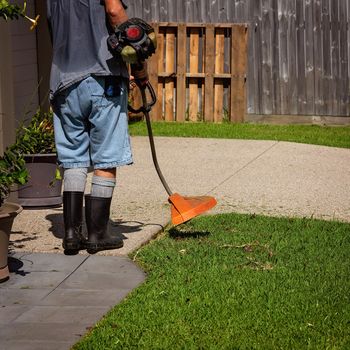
xmin=55 ymin=168 xmax=62 ymax=180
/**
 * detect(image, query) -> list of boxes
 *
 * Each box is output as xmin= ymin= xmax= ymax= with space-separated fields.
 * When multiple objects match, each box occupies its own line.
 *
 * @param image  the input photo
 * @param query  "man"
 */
xmin=47 ymin=0 xmax=146 ymax=254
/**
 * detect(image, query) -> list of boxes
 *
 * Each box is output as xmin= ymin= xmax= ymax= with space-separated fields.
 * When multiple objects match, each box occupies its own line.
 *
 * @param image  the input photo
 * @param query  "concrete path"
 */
xmin=1 ymin=136 xmax=349 ymax=349
xmin=0 ymin=253 xmax=145 ymax=349
xmin=9 ymin=137 xmax=350 ymax=256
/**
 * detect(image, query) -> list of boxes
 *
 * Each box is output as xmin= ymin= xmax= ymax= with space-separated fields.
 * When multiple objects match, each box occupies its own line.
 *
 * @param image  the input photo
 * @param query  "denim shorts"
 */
xmin=52 ymin=76 xmax=133 ymax=169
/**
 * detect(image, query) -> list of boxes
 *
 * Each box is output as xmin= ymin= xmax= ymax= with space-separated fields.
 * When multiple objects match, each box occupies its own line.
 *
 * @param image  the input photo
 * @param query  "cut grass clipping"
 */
xmin=129 ymin=121 xmax=350 ymax=149
xmin=74 ymin=213 xmax=350 ymax=349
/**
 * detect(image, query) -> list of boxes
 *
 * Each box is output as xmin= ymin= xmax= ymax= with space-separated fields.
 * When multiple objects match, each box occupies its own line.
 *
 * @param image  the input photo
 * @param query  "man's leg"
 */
xmin=91 ymin=168 xmax=116 ymax=198
xmin=62 ymin=168 xmax=88 ymax=255
xmin=84 ymin=76 xmax=131 ymax=253
xmin=52 ymin=80 xmax=91 ymax=255
xmin=85 ymin=168 xmax=123 ymax=254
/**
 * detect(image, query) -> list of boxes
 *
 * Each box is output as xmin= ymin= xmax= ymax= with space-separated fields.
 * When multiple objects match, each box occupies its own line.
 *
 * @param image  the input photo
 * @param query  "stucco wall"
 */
xmin=0 ymin=2 xmax=40 ymax=155
xmin=0 ymin=22 xmax=16 ymax=154
xmin=9 ymin=0 xmax=39 ymax=126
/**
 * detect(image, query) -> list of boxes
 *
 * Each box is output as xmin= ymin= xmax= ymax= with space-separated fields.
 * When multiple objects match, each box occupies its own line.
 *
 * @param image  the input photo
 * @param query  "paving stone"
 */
xmin=14 ymin=305 xmax=110 ymax=325
xmin=0 ymin=322 xmax=85 ymax=343
xmin=2 ymin=271 xmax=69 ymax=290
xmin=10 ymin=252 xmax=87 ymax=272
xmin=0 ymin=305 xmax=31 ymax=324
xmin=59 ymin=270 xmax=145 ymax=290
xmin=0 ymin=289 xmax=49 ymax=306
xmin=0 ymin=340 xmax=73 ymax=350
xmin=81 ymin=255 xmax=145 ymax=275
xmin=0 ymin=252 xmax=146 ymax=349
xmin=39 ymin=288 xmax=131 ymax=306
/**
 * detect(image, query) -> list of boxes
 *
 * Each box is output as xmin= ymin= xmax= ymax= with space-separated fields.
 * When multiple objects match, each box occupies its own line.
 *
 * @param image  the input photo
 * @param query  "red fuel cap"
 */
xmin=126 ymin=26 xmax=143 ymax=41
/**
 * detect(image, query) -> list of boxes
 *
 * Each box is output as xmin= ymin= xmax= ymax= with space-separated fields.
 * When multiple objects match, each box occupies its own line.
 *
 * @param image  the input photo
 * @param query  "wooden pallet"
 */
xmin=130 ymin=22 xmax=248 ymax=123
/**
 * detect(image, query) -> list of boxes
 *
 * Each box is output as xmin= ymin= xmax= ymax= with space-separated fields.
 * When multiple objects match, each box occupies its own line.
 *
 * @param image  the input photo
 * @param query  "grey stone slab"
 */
xmin=2 ymin=271 xmax=69 ymax=290
xmin=10 ymin=252 xmax=87 ymax=272
xmin=59 ymin=270 xmax=145 ymax=290
xmin=0 ymin=289 xmax=49 ymax=306
xmin=39 ymin=288 xmax=131 ymax=307
xmin=0 ymin=340 xmax=73 ymax=350
xmin=14 ymin=305 xmax=110 ymax=325
xmin=81 ymin=255 xmax=146 ymax=275
xmin=0 ymin=305 xmax=30 ymax=324
xmin=0 ymin=322 xmax=84 ymax=343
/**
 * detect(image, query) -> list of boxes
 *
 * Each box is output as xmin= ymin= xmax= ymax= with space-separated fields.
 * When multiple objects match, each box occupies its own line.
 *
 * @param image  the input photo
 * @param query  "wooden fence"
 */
xmin=130 ymin=23 xmax=248 ymax=122
xmin=127 ymin=0 xmax=350 ymax=119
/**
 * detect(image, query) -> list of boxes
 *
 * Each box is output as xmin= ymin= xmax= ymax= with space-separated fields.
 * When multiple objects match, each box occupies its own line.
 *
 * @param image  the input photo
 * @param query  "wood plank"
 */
xmin=159 ymin=0 xmax=167 ymax=21
xmin=289 ymin=0 xmax=298 ymax=115
xmin=204 ymin=24 xmax=215 ymax=122
xmin=331 ymin=0 xmax=340 ymax=115
xmin=231 ymin=24 xmax=248 ymax=123
xmin=164 ymin=28 xmax=176 ymax=121
xmin=218 ymin=0 xmax=229 ymax=22
xmin=251 ymin=1 xmax=262 ymax=114
xmin=339 ymin=0 xmax=349 ymax=116
xmin=260 ymin=0 xmax=273 ymax=114
xmin=209 ymin=0 xmax=219 ymax=22
xmin=189 ymin=28 xmax=200 ymax=121
xmin=321 ymin=0 xmax=332 ymax=115
xmin=348 ymin=0 xmax=350 ymax=115
xmin=186 ymin=73 xmax=205 ymax=78
xmin=214 ymin=28 xmax=225 ymax=122
xmin=305 ymin=0 xmax=315 ymax=114
xmin=278 ymin=0 xmax=288 ymax=114
xmin=155 ymin=73 xmax=232 ymax=79
xmin=313 ymin=0 xmax=323 ymax=115
xmin=129 ymin=0 xmax=143 ymax=18
xmin=142 ymin=0 xmax=152 ymax=21
xmin=148 ymin=23 xmax=160 ymax=120
xmin=156 ymin=22 xmax=238 ymax=28
xmin=296 ymin=0 xmax=307 ymax=115
xmin=271 ymin=0 xmax=280 ymax=114
xmin=155 ymin=28 xmax=165 ymax=120
xmin=245 ymin=1 xmax=257 ymax=114
xmin=176 ymin=23 xmax=187 ymax=122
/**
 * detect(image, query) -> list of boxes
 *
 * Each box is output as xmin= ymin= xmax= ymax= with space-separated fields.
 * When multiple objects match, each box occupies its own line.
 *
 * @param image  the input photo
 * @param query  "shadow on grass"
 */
xmin=168 ymin=226 xmax=211 ymax=240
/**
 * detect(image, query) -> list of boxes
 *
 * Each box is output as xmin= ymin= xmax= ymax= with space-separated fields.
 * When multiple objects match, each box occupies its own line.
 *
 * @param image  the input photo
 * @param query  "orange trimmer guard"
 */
xmin=169 ymin=193 xmax=217 ymax=226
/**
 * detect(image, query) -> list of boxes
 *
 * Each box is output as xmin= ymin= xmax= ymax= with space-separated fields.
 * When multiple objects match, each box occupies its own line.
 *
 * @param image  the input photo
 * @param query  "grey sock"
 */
xmin=63 ymin=168 xmax=88 ymax=192
xmin=91 ymin=175 xmax=116 ymax=198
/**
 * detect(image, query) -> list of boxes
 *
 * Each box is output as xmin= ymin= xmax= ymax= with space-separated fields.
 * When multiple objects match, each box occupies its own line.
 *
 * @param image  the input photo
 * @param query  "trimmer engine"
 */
xmin=107 ymin=18 xmax=157 ymax=64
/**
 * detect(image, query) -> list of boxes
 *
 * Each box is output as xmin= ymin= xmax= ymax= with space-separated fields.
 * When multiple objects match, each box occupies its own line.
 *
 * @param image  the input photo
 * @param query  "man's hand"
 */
xmin=104 ymin=0 xmax=128 ymax=28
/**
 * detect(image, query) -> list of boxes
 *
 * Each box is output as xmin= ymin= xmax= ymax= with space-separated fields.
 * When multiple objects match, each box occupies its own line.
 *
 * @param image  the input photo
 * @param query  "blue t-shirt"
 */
xmin=47 ymin=0 xmax=129 ymax=99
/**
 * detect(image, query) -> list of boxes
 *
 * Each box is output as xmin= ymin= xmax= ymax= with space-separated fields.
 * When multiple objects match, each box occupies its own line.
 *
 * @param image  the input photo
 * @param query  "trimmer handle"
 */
xmin=128 ymin=80 xmax=157 ymax=114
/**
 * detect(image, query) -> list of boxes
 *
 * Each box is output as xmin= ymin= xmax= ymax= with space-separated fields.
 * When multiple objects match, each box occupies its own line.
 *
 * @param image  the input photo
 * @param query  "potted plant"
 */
xmin=15 ymin=109 xmax=63 ymax=207
xmin=0 ymin=146 xmax=28 ymax=283
xmin=0 ymin=0 xmax=40 ymax=29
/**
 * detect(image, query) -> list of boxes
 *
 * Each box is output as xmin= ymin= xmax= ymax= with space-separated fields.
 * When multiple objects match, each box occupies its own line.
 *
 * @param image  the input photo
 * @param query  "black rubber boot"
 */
xmin=84 ymin=195 xmax=123 ymax=254
xmin=63 ymin=191 xmax=85 ymax=255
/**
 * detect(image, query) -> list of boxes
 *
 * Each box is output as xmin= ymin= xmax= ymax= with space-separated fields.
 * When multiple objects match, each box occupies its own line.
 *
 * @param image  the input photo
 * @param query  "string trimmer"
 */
xmin=108 ymin=18 xmax=217 ymax=225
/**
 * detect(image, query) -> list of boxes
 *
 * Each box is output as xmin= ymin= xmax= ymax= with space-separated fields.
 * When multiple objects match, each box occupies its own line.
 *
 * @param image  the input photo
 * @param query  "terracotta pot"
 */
xmin=0 ymin=202 xmax=22 ymax=283
xmin=18 ymin=153 xmax=62 ymax=207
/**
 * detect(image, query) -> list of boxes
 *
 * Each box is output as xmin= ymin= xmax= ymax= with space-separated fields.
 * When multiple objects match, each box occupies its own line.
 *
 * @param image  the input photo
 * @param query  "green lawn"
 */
xmin=128 ymin=121 xmax=350 ymax=148
xmin=74 ymin=213 xmax=350 ymax=349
